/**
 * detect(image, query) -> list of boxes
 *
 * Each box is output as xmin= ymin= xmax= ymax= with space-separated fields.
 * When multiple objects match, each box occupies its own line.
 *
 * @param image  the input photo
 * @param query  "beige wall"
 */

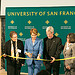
xmin=0 ymin=17 xmax=1 ymax=69
xmin=1 ymin=0 xmax=75 ymax=15
xmin=0 ymin=0 xmax=1 ymax=14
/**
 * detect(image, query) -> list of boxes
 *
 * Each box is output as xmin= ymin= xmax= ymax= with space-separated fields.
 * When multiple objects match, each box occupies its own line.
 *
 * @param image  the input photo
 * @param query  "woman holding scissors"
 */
xmin=24 ymin=28 xmax=43 ymax=75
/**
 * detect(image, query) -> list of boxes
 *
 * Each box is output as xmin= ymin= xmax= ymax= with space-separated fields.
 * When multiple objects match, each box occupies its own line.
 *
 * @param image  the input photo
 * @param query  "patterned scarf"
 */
xmin=11 ymin=40 xmax=19 ymax=60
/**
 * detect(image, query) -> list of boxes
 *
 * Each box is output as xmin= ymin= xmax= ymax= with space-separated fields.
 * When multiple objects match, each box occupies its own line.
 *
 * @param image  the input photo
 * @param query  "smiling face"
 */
xmin=11 ymin=34 xmax=17 ymax=41
xmin=31 ymin=33 xmax=37 ymax=40
xmin=46 ymin=31 xmax=54 ymax=39
xmin=30 ymin=28 xmax=38 ymax=40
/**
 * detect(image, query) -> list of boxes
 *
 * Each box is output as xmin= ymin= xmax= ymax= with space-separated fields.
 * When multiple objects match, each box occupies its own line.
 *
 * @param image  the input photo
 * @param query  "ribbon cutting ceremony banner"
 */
xmin=5 ymin=7 xmax=75 ymax=74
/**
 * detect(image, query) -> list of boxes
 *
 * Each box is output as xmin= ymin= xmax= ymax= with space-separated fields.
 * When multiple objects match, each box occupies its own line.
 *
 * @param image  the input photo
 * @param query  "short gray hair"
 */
xmin=46 ymin=26 xmax=54 ymax=32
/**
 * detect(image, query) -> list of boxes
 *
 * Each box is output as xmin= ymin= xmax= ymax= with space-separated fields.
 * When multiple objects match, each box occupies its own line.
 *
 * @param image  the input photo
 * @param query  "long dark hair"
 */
xmin=67 ymin=33 xmax=75 ymax=43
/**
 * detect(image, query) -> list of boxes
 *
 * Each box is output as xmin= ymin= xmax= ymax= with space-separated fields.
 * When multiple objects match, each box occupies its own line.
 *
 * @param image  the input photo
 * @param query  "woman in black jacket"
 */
xmin=3 ymin=31 xmax=25 ymax=75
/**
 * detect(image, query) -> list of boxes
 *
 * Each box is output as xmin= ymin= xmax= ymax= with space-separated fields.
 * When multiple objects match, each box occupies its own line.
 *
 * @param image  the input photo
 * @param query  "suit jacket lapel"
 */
xmin=30 ymin=38 xmax=38 ymax=47
xmin=50 ymin=40 xmax=56 ymax=50
xmin=64 ymin=42 xmax=67 ymax=51
xmin=63 ymin=42 xmax=67 ymax=55
xmin=64 ymin=43 xmax=72 ymax=52
xmin=33 ymin=38 xmax=38 ymax=47
xmin=9 ymin=40 xmax=12 ymax=55
xmin=68 ymin=43 xmax=73 ymax=50
xmin=30 ymin=38 xmax=33 ymax=47
xmin=46 ymin=38 xmax=48 ymax=52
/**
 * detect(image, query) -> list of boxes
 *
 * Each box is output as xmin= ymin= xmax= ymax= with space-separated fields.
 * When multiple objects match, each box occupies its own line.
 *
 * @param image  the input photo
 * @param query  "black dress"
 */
xmin=4 ymin=39 xmax=25 ymax=75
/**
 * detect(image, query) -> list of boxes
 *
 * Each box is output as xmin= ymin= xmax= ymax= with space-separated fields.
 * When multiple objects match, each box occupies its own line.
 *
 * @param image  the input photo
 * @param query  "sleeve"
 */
xmin=43 ymin=39 xmax=46 ymax=59
xmin=4 ymin=42 xmax=8 ymax=55
xmin=24 ymin=40 xmax=28 ymax=54
xmin=69 ymin=45 xmax=75 ymax=69
xmin=54 ymin=38 xmax=63 ymax=59
xmin=4 ymin=42 xmax=10 ymax=60
xmin=38 ymin=40 xmax=43 ymax=56
xmin=63 ymin=43 xmax=66 ymax=56
xmin=4 ymin=42 xmax=8 ymax=59
xmin=20 ymin=41 xmax=25 ymax=64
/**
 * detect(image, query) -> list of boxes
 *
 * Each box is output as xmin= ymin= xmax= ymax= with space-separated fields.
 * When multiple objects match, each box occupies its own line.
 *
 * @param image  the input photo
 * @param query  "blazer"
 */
xmin=24 ymin=38 xmax=43 ymax=65
xmin=43 ymin=35 xmax=63 ymax=61
xmin=63 ymin=43 xmax=75 ymax=69
xmin=5 ymin=39 xmax=25 ymax=65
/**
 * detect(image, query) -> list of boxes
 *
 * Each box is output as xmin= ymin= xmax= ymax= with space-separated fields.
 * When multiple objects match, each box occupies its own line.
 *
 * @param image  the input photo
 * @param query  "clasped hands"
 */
xmin=50 ymin=56 xmax=56 ymax=63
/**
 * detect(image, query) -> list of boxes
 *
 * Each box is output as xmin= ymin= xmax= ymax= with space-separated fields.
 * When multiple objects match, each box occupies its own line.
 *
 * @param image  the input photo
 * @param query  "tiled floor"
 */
xmin=0 ymin=69 xmax=28 ymax=75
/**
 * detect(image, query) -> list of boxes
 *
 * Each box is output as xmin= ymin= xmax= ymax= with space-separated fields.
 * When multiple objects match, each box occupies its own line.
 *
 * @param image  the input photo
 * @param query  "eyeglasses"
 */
xmin=31 ymin=35 xmax=37 ymax=37
xmin=12 ymin=36 xmax=17 ymax=38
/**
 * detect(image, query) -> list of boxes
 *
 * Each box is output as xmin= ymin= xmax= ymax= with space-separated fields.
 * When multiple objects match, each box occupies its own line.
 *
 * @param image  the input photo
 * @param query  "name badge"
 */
xmin=17 ymin=49 xmax=21 ymax=53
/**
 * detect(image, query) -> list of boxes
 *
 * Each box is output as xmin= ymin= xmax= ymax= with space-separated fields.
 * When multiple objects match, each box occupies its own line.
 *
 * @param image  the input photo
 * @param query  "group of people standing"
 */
xmin=3 ymin=26 xmax=75 ymax=75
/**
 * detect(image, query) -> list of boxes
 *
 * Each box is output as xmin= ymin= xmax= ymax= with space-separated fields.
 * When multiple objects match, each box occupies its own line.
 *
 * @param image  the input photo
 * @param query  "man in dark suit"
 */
xmin=43 ymin=26 xmax=63 ymax=75
xmin=3 ymin=31 xmax=25 ymax=75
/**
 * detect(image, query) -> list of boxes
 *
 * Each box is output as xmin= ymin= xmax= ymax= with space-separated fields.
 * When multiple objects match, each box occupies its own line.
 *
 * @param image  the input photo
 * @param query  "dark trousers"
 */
xmin=7 ymin=61 xmax=21 ymax=75
xmin=45 ymin=62 xmax=60 ymax=75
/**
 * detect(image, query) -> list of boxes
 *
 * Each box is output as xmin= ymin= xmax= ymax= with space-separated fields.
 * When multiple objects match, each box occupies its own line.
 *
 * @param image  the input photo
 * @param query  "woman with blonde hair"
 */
xmin=24 ymin=28 xmax=43 ymax=75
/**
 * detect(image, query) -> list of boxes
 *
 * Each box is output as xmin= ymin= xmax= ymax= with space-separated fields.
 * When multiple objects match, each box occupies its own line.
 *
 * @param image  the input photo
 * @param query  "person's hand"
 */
xmin=26 ymin=52 xmax=32 ymax=58
xmin=22 ymin=64 xmax=24 ymax=66
xmin=50 ymin=56 xmax=55 ymax=63
xmin=37 ymin=54 xmax=41 ymax=59
xmin=3 ymin=54 xmax=7 ymax=57
xmin=37 ymin=56 xmax=40 ymax=59
xmin=66 ymin=64 xmax=71 ymax=70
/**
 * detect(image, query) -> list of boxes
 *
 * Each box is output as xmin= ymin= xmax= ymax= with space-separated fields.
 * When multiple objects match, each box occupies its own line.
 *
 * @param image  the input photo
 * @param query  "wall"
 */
xmin=0 ymin=17 xmax=1 ymax=69
xmin=0 ymin=0 xmax=1 ymax=14
xmin=1 ymin=0 xmax=75 ymax=15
